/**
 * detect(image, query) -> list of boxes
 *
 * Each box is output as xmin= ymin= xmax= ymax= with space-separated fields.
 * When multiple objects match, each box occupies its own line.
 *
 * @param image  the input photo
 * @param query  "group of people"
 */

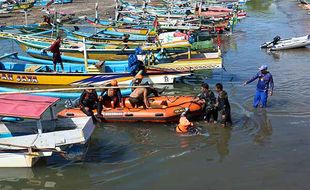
xmin=176 ymin=64 xmax=274 ymax=134
xmin=176 ymin=82 xmax=232 ymax=134
xmin=79 ymin=71 xmax=164 ymax=119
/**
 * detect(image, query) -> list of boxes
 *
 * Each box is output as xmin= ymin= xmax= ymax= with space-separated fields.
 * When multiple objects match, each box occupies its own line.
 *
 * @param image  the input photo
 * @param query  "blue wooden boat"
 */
xmin=0 ymin=86 xmax=132 ymax=99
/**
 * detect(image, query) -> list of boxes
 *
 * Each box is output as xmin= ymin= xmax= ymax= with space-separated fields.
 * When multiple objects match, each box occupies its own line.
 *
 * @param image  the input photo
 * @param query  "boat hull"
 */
xmin=58 ymin=96 xmax=203 ymax=123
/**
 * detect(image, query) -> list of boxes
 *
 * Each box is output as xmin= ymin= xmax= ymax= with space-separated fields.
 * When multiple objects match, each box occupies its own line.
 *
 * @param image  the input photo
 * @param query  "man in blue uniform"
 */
xmin=244 ymin=65 xmax=274 ymax=108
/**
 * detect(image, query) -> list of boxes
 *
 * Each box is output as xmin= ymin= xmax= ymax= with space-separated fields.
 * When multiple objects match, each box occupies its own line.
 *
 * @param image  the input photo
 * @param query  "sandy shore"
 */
xmin=1 ymin=0 xmax=116 ymax=26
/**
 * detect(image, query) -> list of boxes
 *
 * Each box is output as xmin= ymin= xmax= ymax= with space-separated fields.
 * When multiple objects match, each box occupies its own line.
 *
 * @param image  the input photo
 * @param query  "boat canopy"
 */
xmin=0 ymin=94 xmax=59 ymax=119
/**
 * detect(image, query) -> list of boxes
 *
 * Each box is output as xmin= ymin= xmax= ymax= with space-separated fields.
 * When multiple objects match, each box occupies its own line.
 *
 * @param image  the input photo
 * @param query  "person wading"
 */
xmin=243 ymin=65 xmax=274 ymax=108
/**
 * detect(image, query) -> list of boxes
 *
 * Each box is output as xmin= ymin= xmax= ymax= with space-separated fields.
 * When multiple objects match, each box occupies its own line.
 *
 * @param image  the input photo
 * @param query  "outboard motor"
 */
xmin=273 ymin=35 xmax=281 ymax=45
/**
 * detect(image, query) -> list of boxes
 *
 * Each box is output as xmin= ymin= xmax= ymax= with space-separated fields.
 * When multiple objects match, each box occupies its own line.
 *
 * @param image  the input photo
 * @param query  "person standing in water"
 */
xmin=243 ymin=65 xmax=274 ymax=108
xmin=215 ymin=83 xmax=232 ymax=127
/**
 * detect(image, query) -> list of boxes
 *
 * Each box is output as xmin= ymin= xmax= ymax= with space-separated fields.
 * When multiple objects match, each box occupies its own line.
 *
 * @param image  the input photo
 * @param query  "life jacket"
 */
xmin=107 ymin=88 xmax=116 ymax=97
xmin=176 ymin=116 xmax=191 ymax=133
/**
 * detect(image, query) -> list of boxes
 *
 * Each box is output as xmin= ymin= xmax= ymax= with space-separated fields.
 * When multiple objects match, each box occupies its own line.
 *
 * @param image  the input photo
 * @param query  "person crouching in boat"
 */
xmin=42 ymin=36 xmax=64 ymax=72
xmin=176 ymin=110 xmax=197 ymax=134
xmin=97 ymin=80 xmax=123 ymax=118
xmin=129 ymin=84 xmax=150 ymax=109
xmin=79 ymin=87 xmax=99 ymax=117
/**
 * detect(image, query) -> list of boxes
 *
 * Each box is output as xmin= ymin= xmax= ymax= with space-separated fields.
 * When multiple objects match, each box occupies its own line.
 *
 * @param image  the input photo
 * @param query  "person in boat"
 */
xmin=122 ymin=34 xmax=130 ymax=51
xmin=42 ymin=36 xmax=64 ymax=72
xmin=97 ymin=80 xmax=123 ymax=117
xmin=79 ymin=87 xmax=99 ymax=117
xmin=196 ymin=83 xmax=217 ymax=123
xmin=243 ymin=65 xmax=274 ymax=108
xmin=215 ymin=83 xmax=232 ymax=127
xmin=128 ymin=84 xmax=150 ymax=109
xmin=176 ymin=109 xmax=197 ymax=134
xmin=43 ymin=15 xmax=51 ymax=26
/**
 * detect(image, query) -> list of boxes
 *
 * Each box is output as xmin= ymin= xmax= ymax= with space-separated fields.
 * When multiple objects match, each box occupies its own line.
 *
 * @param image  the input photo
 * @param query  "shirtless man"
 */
xmin=128 ymin=86 xmax=150 ymax=109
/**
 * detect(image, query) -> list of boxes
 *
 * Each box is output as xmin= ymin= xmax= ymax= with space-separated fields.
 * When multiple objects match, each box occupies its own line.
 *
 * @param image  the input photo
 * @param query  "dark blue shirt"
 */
xmin=246 ymin=71 xmax=274 ymax=91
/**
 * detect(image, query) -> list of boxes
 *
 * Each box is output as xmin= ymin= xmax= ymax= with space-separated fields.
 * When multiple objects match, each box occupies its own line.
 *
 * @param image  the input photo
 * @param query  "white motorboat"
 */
xmin=0 ymin=94 xmax=95 ymax=167
xmin=261 ymin=35 xmax=310 ymax=51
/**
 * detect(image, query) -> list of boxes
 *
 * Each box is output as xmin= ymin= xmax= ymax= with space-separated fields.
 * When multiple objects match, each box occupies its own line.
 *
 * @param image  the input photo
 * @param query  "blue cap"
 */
xmin=259 ymin=65 xmax=268 ymax=71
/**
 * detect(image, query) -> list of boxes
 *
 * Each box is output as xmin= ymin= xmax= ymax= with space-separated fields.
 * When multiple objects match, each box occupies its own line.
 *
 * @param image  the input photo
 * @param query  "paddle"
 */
xmin=0 ymin=85 xmax=152 ymax=95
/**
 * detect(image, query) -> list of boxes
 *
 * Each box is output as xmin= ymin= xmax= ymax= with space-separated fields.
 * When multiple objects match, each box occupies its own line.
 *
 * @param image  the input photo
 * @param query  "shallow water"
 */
xmin=1 ymin=0 xmax=310 ymax=189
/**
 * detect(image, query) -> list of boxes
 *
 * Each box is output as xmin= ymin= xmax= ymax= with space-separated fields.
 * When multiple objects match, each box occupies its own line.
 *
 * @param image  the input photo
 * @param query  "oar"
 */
xmin=0 ymin=85 xmax=151 ymax=95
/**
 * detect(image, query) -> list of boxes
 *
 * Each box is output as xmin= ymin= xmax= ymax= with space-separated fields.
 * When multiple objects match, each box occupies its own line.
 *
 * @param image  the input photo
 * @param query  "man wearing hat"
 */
xmin=244 ymin=65 xmax=274 ymax=108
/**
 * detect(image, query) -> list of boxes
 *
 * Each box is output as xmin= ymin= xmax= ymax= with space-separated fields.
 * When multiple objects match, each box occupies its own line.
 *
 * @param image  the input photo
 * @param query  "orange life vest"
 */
xmin=176 ymin=117 xmax=191 ymax=133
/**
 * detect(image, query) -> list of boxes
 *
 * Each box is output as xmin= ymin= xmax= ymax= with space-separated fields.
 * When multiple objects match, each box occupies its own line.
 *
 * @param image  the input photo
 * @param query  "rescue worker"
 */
xmin=79 ymin=87 xmax=99 ymax=117
xmin=97 ymin=80 xmax=122 ymax=117
xmin=176 ymin=110 xmax=195 ymax=133
xmin=128 ymin=85 xmax=150 ymax=109
xmin=196 ymin=83 xmax=217 ymax=123
xmin=215 ymin=83 xmax=232 ymax=127
xmin=42 ymin=36 xmax=64 ymax=72
xmin=243 ymin=65 xmax=274 ymax=108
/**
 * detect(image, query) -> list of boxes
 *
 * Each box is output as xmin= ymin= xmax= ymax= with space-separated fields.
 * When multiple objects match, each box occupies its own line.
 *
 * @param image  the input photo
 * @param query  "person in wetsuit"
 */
xmin=97 ymin=80 xmax=122 ymax=117
xmin=79 ymin=88 xmax=99 ymax=117
xmin=243 ymin=65 xmax=274 ymax=108
xmin=196 ymin=83 xmax=218 ymax=123
xmin=215 ymin=83 xmax=232 ymax=127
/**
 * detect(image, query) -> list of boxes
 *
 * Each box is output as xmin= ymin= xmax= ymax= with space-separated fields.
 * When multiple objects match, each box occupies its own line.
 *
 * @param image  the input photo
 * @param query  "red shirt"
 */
xmin=49 ymin=39 xmax=61 ymax=54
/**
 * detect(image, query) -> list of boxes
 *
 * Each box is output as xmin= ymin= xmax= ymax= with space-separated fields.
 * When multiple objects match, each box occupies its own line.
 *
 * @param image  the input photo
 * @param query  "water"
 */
xmin=1 ymin=0 xmax=310 ymax=189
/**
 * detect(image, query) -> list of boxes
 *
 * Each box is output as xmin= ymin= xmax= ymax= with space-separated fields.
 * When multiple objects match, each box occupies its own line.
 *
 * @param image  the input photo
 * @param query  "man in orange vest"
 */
xmin=176 ymin=110 xmax=194 ymax=133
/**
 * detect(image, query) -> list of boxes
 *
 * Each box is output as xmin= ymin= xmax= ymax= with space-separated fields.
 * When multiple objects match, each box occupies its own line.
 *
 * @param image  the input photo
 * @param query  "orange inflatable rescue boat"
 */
xmin=58 ymin=96 xmax=203 ymax=123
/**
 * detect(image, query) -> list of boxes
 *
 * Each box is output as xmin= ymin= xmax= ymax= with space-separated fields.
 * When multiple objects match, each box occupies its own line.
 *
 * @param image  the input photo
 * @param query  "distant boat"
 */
xmin=261 ymin=35 xmax=310 ymax=51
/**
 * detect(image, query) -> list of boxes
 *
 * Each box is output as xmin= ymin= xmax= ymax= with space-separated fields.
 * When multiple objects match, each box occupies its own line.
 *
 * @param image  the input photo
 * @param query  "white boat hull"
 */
xmin=0 ymin=117 xmax=95 ymax=167
xmin=0 ymin=152 xmax=52 ymax=167
xmin=261 ymin=35 xmax=310 ymax=51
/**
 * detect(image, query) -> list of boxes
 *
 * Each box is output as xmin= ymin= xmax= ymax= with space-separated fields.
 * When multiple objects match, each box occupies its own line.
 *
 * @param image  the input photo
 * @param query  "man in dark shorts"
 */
xmin=42 ymin=36 xmax=64 ymax=72
xmin=129 ymin=86 xmax=150 ymax=109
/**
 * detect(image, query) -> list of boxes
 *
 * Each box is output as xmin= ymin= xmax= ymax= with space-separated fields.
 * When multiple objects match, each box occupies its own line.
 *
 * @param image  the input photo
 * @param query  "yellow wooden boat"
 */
xmin=15 ymin=37 xmax=192 ymax=61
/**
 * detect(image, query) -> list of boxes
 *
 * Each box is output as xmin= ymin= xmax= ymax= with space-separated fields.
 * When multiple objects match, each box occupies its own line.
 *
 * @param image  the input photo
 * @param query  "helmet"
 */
xmin=111 ymin=80 xmax=118 ymax=86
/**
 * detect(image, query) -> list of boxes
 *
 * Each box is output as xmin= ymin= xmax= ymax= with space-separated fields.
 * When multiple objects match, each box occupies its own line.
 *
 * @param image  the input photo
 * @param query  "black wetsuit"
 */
xmin=79 ymin=90 xmax=99 ymax=116
xmin=198 ymin=90 xmax=218 ymax=122
xmin=217 ymin=90 xmax=232 ymax=125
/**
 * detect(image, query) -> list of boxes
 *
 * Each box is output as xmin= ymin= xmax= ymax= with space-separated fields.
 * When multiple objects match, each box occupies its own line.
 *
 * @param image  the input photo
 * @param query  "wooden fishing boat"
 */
xmin=24 ymin=46 xmax=222 ymax=71
xmin=0 ymin=53 xmax=190 ymax=85
xmin=261 ymin=35 xmax=310 ymax=51
xmin=58 ymin=96 xmax=203 ymax=123
xmin=84 ymin=17 xmax=156 ymax=36
xmin=1 ymin=0 xmax=35 ymax=11
xmin=0 ymin=85 xmax=133 ymax=99
xmin=0 ymin=94 xmax=95 ymax=167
